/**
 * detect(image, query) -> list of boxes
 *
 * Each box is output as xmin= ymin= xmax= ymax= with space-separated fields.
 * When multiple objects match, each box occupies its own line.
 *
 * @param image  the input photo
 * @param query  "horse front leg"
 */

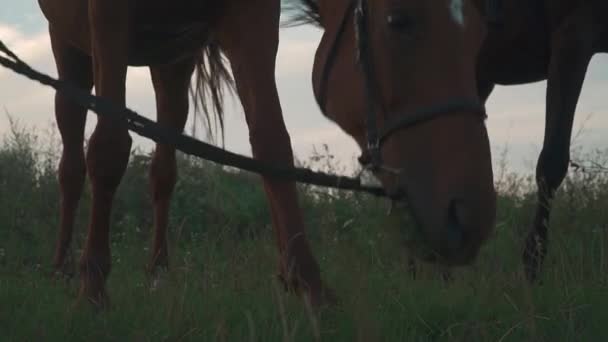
xmin=49 ymin=28 xmax=94 ymax=277
xmin=523 ymin=11 xmax=594 ymax=282
xmin=78 ymin=0 xmax=131 ymax=307
xmin=217 ymin=0 xmax=335 ymax=307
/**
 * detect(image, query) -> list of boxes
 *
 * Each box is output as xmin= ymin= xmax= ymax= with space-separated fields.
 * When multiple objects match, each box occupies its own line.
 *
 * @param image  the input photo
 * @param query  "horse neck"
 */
xmin=317 ymin=0 xmax=351 ymax=28
xmin=472 ymin=0 xmax=492 ymax=17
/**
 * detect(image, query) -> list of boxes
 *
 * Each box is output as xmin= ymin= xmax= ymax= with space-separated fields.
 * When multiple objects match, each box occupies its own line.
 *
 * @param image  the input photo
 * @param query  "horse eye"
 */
xmin=387 ymin=12 xmax=414 ymax=31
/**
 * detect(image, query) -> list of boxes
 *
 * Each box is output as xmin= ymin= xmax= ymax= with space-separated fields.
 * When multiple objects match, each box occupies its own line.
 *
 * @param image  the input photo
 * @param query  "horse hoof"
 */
xmin=72 ymin=290 xmax=110 ymax=312
xmin=307 ymin=285 xmax=340 ymax=310
xmin=522 ymin=248 xmax=543 ymax=284
xmin=77 ymin=277 xmax=110 ymax=311
xmin=522 ymin=230 xmax=548 ymax=284
xmin=441 ymin=269 xmax=454 ymax=283
xmin=277 ymin=273 xmax=340 ymax=309
xmin=148 ymin=269 xmax=169 ymax=293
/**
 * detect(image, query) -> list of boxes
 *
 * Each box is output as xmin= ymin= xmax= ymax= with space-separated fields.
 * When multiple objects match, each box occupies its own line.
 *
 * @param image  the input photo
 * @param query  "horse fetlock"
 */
xmin=78 ymin=264 xmax=110 ymax=308
xmin=277 ymin=265 xmax=337 ymax=308
xmin=279 ymin=250 xmax=323 ymax=291
xmin=79 ymin=254 xmax=111 ymax=279
xmin=522 ymin=231 xmax=548 ymax=282
xmin=53 ymin=244 xmax=75 ymax=273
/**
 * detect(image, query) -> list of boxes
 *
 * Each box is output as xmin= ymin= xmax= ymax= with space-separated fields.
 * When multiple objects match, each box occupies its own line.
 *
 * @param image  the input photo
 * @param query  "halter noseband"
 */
xmin=318 ymin=0 xmax=487 ymax=173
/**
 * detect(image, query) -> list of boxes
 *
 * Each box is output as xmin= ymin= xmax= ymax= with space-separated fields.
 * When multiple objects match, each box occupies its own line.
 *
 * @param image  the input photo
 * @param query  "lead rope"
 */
xmin=0 ymin=40 xmax=390 ymax=198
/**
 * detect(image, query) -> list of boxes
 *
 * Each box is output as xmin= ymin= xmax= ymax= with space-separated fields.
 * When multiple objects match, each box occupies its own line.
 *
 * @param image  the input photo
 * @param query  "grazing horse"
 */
xmin=40 ymin=0 xmax=496 ymax=307
xmin=472 ymin=0 xmax=608 ymax=281
xmin=288 ymin=0 xmax=496 ymax=273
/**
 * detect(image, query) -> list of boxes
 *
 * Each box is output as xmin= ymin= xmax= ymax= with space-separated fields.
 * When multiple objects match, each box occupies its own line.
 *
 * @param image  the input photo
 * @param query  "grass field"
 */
xmin=1 ymin=121 xmax=607 ymax=341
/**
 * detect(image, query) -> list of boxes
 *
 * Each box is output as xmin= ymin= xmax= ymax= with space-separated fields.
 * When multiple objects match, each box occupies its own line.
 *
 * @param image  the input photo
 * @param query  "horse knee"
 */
xmin=248 ymin=124 xmax=293 ymax=165
xmin=86 ymin=126 xmax=132 ymax=192
xmin=536 ymin=147 xmax=569 ymax=193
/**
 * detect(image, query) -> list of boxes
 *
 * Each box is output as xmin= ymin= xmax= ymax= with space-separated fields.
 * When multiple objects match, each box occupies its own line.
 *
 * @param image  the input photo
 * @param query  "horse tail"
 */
xmin=281 ymin=0 xmax=321 ymax=27
xmin=190 ymin=40 xmax=235 ymax=147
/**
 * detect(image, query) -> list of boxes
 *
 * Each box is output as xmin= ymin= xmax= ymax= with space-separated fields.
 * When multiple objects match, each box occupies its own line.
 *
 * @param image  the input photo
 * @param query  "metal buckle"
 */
xmin=366 ymin=140 xmax=381 ymax=171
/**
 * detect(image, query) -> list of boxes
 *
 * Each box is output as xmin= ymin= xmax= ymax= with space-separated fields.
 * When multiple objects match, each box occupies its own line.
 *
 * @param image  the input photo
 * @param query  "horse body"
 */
xmin=477 ymin=0 xmax=608 ymax=86
xmin=474 ymin=0 xmax=608 ymax=280
xmin=39 ymin=0 xmax=219 ymax=65
xmin=477 ymin=0 xmax=550 ymax=85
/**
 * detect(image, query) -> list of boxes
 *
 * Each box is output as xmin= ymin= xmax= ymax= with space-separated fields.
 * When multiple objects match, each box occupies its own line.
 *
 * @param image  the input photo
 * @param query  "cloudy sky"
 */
xmin=1 ymin=2 xmax=607 ymax=175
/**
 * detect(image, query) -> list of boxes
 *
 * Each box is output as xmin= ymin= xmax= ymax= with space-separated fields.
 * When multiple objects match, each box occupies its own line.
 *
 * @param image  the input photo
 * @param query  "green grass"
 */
xmin=0 ymin=121 xmax=607 ymax=341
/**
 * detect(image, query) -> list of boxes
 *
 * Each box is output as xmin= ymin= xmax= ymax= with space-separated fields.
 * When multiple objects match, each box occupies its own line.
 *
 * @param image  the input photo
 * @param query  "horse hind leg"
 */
xmin=80 ymin=112 xmax=131 ymax=307
xmin=49 ymin=27 xmax=93 ymax=277
xmin=407 ymin=257 xmax=453 ymax=283
xmin=78 ymin=0 xmax=131 ymax=306
xmin=147 ymin=58 xmax=195 ymax=276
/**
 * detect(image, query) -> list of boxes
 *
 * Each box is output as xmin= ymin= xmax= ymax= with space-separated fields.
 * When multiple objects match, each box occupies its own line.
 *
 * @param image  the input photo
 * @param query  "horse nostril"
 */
xmin=446 ymin=199 xmax=465 ymax=251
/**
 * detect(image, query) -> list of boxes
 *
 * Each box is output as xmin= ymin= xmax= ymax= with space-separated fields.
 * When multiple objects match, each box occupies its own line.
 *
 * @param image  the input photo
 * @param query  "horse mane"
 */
xmin=281 ymin=0 xmax=321 ymax=27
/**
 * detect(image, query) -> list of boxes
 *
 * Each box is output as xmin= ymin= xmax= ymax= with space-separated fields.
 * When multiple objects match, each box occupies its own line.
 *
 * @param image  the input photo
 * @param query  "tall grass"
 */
xmin=0 ymin=119 xmax=606 ymax=341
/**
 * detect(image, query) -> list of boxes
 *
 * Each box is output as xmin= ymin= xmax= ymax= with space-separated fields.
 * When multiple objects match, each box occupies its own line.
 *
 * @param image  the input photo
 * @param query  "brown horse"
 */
xmin=472 ymin=0 xmax=608 ymax=281
xmin=397 ymin=0 xmax=608 ymax=281
xmin=289 ymin=0 xmax=495 ymax=268
xmin=40 ymin=0 xmax=496 ymax=307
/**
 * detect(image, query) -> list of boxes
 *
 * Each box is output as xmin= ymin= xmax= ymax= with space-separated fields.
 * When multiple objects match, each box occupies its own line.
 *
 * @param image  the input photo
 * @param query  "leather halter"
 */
xmin=317 ymin=0 xmax=487 ymax=172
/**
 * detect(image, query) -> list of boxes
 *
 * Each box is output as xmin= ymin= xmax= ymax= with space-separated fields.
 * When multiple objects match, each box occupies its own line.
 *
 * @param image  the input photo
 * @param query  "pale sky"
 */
xmin=1 ymin=2 xmax=607 ymax=175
